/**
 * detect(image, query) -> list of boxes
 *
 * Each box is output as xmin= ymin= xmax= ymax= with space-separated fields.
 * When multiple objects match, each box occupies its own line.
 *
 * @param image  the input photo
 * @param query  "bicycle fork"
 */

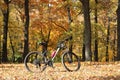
xmin=67 ymin=52 xmax=73 ymax=63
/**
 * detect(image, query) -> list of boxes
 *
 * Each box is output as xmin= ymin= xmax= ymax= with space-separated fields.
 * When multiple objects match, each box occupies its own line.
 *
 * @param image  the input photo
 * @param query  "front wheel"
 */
xmin=62 ymin=52 xmax=80 ymax=72
xmin=24 ymin=51 xmax=46 ymax=73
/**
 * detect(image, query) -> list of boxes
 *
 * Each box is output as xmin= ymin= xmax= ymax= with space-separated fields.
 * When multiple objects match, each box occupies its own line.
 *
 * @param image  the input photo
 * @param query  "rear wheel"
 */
xmin=24 ymin=51 xmax=46 ymax=73
xmin=62 ymin=52 xmax=80 ymax=72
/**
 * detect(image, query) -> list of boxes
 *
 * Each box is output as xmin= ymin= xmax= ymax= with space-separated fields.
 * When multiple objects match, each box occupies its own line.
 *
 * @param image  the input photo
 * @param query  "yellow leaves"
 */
xmin=29 ymin=0 xmax=71 ymax=49
xmin=1 ymin=63 xmax=120 ymax=79
xmin=0 ymin=2 xmax=8 ymax=11
xmin=40 ymin=0 xmax=49 ymax=3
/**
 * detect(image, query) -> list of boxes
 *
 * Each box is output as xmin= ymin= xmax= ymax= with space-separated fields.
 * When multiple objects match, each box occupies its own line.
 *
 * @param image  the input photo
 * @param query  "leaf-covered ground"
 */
xmin=0 ymin=62 xmax=120 ymax=80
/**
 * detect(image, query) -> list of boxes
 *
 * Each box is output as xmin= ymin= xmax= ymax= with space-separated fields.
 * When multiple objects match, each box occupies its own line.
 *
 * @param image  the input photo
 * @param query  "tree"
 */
xmin=9 ymin=32 xmax=15 ymax=62
xmin=80 ymin=0 xmax=92 ymax=61
xmin=106 ymin=16 xmax=110 ymax=61
xmin=1 ymin=0 xmax=10 ymax=62
xmin=66 ymin=1 xmax=73 ymax=53
xmin=23 ymin=0 xmax=30 ymax=61
xmin=117 ymin=0 xmax=120 ymax=61
xmin=94 ymin=0 xmax=98 ymax=61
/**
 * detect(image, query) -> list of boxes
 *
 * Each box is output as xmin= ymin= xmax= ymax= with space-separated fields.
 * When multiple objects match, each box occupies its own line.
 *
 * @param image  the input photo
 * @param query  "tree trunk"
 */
xmin=117 ymin=0 xmax=120 ymax=61
xmin=67 ymin=4 xmax=73 ymax=53
xmin=80 ymin=0 xmax=92 ymax=61
xmin=23 ymin=0 xmax=29 ymax=61
xmin=9 ymin=33 xmax=15 ymax=62
xmin=0 ymin=29 xmax=1 ymax=63
xmin=106 ymin=17 xmax=110 ymax=62
xmin=94 ymin=0 xmax=98 ymax=61
xmin=113 ymin=29 xmax=117 ymax=61
xmin=2 ymin=0 xmax=9 ymax=62
xmin=82 ymin=43 xmax=85 ymax=61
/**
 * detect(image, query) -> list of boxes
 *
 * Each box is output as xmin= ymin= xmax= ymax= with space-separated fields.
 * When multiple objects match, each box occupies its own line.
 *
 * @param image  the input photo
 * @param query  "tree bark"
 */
xmin=80 ymin=0 xmax=92 ymax=61
xmin=0 ymin=31 xmax=1 ymax=63
xmin=2 ymin=0 xmax=9 ymax=62
xmin=67 ymin=4 xmax=73 ymax=53
xmin=117 ymin=0 xmax=120 ymax=61
xmin=94 ymin=0 xmax=98 ymax=61
xmin=82 ymin=43 xmax=85 ymax=61
xmin=9 ymin=33 xmax=15 ymax=62
xmin=23 ymin=0 xmax=29 ymax=61
xmin=106 ymin=17 xmax=110 ymax=62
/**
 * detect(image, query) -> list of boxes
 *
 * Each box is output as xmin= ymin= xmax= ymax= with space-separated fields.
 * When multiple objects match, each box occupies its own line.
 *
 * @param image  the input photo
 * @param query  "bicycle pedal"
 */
xmin=48 ymin=61 xmax=53 ymax=67
xmin=50 ymin=64 xmax=54 ymax=68
xmin=41 ymin=65 xmax=47 ymax=72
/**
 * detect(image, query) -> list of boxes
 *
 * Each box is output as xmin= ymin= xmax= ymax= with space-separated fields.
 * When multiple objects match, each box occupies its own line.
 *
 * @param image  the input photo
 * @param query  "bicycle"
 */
xmin=24 ymin=36 xmax=80 ymax=73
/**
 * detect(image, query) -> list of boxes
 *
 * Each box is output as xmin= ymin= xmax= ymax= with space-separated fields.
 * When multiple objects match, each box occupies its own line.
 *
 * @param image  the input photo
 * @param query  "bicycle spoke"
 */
xmin=24 ymin=51 xmax=46 ymax=73
xmin=62 ymin=52 xmax=80 ymax=71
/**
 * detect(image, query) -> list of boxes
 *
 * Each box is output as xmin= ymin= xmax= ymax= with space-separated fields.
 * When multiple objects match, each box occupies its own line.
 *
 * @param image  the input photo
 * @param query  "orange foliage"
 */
xmin=30 ymin=1 xmax=69 ymax=32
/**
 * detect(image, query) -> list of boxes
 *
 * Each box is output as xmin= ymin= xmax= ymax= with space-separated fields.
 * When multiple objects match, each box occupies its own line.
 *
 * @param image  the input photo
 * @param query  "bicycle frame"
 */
xmin=51 ymin=48 xmax=60 ymax=61
xmin=24 ymin=36 xmax=80 ymax=72
xmin=40 ymin=36 xmax=72 ymax=63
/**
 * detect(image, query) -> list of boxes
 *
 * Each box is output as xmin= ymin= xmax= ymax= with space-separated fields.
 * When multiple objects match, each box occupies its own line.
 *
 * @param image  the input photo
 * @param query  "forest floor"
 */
xmin=0 ymin=62 xmax=120 ymax=80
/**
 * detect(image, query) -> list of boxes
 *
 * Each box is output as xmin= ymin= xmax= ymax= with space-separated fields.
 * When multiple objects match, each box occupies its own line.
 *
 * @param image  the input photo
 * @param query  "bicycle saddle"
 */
xmin=39 ymin=42 xmax=47 ymax=46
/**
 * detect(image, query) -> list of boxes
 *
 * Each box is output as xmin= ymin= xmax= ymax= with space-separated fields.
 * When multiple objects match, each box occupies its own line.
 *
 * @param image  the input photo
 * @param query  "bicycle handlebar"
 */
xmin=64 ymin=36 xmax=72 ymax=41
xmin=38 ymin=36 xmax=72 ymax=46
xmin=60 ymin=36 xmax=72 ymax=44
xmin=38 ymin=42 xmax=47 ymax=46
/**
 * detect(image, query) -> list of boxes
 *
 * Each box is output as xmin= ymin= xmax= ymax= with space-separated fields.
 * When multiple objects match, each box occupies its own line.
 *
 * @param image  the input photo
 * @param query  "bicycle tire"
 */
xmin=62 ymin=51 xmax=80 ymax=72
xmin=24 ymin=51 xmax=46 ymax=73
